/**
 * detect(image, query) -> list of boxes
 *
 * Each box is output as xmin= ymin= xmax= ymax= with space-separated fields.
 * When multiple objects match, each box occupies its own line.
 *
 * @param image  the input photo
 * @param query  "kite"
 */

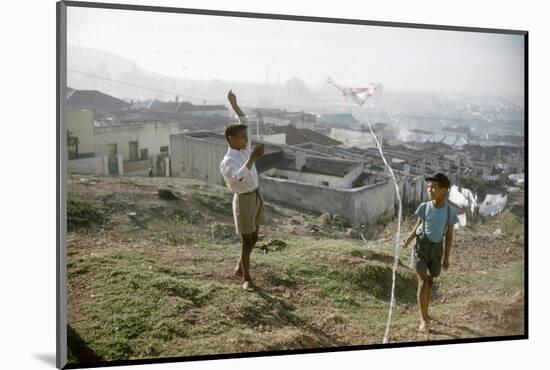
xmin=326 ymin=77 xmax=381 ymax=106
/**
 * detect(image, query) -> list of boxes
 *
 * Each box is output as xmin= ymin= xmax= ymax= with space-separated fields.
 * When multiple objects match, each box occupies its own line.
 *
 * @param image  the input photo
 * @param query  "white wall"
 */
xmin=331 ymin=127 xmax=380 ymax=148
xmin=264 ymin=116 xmax=291 ymax=126
xmin=260 ymin=175 xmax=396 ymax=225
xmin=170 ymin=134 xmax=229 ymax=185
xmin=266 ymin=162 xmax=363 ymax=189
xmin=293 ymin=120 xmax=315 ymax=130
xmin=67 ymin=156 xmax=106 ymax=175
xmin=123 ymin=159 xmax=151 ymax=176
xmin=94 ymin=121 xmax=180 ymax=160
xmin=262 ymin=133 xmax=286 ymax=144
xmin=188 ymin=109 xmax=231 ymax=118
xmin=67 ymin=109 xmax=95 ymax=155
xmin=351 ymin=179 xmax=397 ymax=225
xmin=268 ymin=168 xmax=342 ymax=188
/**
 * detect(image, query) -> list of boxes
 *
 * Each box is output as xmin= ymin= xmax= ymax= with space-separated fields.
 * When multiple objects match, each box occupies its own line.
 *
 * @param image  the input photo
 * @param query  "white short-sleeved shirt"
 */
xmin=219 ymin=116 xmax=258 ymax=194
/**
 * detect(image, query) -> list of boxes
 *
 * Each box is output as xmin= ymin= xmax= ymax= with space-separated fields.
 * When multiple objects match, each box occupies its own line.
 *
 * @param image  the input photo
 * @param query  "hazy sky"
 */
xmin=67 ymin=6 xmax=524 ymax=95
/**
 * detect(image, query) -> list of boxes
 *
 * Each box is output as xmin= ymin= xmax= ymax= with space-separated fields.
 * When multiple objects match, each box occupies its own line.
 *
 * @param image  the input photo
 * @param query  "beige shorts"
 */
xmin=233 ymin=189 xmax=265 ymax=235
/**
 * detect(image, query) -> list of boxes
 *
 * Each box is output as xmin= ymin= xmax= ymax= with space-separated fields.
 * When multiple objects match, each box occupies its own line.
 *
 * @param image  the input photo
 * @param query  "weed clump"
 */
xmin=67 ymin=198 xmax=107 ymax=230
xmin=501 ymin=210 xmax=522 ymax=240
xmin=320 ymin=265 xmax=417 ymax=305
xmin=194 ymin=193 xmax=232 ymax=216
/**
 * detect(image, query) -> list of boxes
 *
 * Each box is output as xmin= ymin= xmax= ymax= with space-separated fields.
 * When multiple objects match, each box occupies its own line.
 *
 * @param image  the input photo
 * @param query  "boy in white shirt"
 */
xmin=220 ymin=90 xmax=265 ymax=292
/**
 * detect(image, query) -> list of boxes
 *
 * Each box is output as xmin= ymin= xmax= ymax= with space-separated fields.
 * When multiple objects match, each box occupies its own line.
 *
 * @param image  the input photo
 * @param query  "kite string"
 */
xmin=326 ymin=78 xmax=402 ymax=343
xmin=359 ymin=109 xmax=403 ymax=344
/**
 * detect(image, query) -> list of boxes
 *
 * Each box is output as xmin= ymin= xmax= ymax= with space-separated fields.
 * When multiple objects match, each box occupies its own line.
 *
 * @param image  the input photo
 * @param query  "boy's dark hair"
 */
xmin=224 ymin=124 xmax=248 ymax=143
xmin=425 ymin=172 xmax=451 ymax=189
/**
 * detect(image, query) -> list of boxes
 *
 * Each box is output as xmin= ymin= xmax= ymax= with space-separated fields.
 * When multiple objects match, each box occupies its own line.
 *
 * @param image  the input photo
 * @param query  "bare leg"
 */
xmin=234 ymin=262 xmax=243 ymax=278
xmin=427 ymin=276 xmax=434 ymax=303
xmin=417 ymin=272 xmax=430 ymax=332
xmin=240 ymin=233 xmax=255 ymax=291
xmin=426 ymin=276 xmax=435 ymax=321
xmin=234 ymin=242 xmax=243 ymax=278
xmin=235 ymin=228 xmax=259 ymax=279
xmin=253 ymin=227 xmax=259 ymax=245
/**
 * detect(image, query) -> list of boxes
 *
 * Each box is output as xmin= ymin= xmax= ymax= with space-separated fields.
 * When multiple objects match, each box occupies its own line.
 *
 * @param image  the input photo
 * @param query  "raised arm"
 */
xmin=227 ymin=89 xmax=245 ymax=118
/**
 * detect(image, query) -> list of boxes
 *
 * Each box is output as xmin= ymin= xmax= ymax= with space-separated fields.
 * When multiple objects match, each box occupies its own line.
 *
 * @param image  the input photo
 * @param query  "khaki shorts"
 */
xmin=411 ymin=236 xmax=443 ymax=278
xmin=232 ymin=189 xmax=265 ymax=235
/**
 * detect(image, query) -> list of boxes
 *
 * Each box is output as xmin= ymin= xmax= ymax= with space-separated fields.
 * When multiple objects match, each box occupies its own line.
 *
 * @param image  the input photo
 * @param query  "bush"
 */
xmin=67 ymin=199 xmax=106 ymax=230
xmin=501 ymin=211 xmax=522 ymax=239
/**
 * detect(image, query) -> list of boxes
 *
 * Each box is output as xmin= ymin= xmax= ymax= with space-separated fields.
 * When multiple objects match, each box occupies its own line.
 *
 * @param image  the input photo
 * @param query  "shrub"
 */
xmin=67 ymin=199 xmax=106 ymax=230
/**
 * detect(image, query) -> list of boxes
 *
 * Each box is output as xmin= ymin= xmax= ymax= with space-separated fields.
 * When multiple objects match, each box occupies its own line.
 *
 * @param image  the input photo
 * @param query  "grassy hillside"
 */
xmin=66 ymin=175 xmax=525 ymax=363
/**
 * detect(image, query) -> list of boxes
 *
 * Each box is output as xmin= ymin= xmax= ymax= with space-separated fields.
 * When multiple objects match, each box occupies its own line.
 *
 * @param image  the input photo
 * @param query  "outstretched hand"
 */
xmin=251 ymin=144 xmax=265 ymax=160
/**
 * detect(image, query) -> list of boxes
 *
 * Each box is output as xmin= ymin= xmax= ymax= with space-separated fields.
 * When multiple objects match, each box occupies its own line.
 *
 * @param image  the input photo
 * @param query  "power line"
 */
xmin=67 ymin=68 xmax=218 ymax=104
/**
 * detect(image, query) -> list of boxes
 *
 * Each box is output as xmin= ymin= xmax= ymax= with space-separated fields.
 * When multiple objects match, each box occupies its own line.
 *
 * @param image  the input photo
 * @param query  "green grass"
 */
xmin=68 ymin=222 xmax=524 ymax=362
xmin=67 ymin=198 xmax=107 ymax=230
xmin=67 ymin=175 xmax=526 ymax=361
xmin=500 ymin=209 xmax=523 ymax=240
xmin=318 ymin=265 xmax=417 ymax=305
xmin=67 ymin=250 xmax=226 ymax=361
xmin=441 ymin=261 xmax=524 ymax=295
xmin=194 ymin=192 xmax=233 ymax=216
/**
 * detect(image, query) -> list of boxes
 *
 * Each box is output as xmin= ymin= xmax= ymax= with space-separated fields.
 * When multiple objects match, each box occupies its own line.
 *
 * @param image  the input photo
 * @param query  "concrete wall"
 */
xmin=94 ymin=121 xmax=180 ymax=160
xmin=401 ymin=175 xmax=429 ymax=207
xmin=351 ymin=180 xmax=396 ymax=225
xmin=330 ymin=127 xmax=380 ymax=148
xmin=259 ymin=175 xmax=396 ymax=226
xmin=266 ymin=169 xmax=340 ymax=188
xmin=170 ymin=134 xmax=228 ymax=186
xmin=260 ymin=175 xmax=354 ymax=222
xmin=68 ymin=156 xmax=107 ymax=175
xmin=123 ymin=159 xmax=151 ymax=176
xmin=67 ymin=109 xmax=95 ymax=156
xmin=264 ymin=116 xmax=291 ymax=126
xmin=187 ymin=109 xmax=231 ymax=118
xmin=293 ymin=120 xmax=315 ymax=130
xmin=265 ymin=162 xmax=363 ymax=189
xmin=262 ymin=133 xmax=286 ymax=145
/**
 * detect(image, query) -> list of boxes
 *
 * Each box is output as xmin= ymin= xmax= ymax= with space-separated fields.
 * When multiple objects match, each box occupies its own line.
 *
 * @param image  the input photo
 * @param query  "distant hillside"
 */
xmin=66 ymin=46 xmax=333 ymax=108
xmin=67 ymin=45 xmax=221 ymax=103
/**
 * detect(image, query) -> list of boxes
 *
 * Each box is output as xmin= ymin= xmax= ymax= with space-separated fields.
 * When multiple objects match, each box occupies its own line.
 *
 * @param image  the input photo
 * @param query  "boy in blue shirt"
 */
xmin=403 ymin=173 xmax=459 ymax=333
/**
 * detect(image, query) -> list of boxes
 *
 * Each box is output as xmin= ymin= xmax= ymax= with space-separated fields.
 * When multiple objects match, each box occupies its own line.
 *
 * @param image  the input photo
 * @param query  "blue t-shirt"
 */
xmin=415 ymin=201 xmax=458 ymax=243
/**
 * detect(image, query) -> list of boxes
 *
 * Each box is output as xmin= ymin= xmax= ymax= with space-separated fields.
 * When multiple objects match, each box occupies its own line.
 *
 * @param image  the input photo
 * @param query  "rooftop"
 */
xmin=270 ymin=125 xmax=342 ymax=146
xmin=67 ymin=89 xmax=131 ymax=112
xmin=319 ymin=113 xmax=359 ymax=126
xmin=273 ymin=156 xmax=361 ymax=177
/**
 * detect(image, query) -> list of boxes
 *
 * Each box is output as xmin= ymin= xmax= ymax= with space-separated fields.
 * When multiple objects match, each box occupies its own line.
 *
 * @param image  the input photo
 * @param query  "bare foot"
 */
xmin=419 ymin=320 xmax=429 ymax=333
xmin=242 ymin=281 xmax=254 ymax=292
